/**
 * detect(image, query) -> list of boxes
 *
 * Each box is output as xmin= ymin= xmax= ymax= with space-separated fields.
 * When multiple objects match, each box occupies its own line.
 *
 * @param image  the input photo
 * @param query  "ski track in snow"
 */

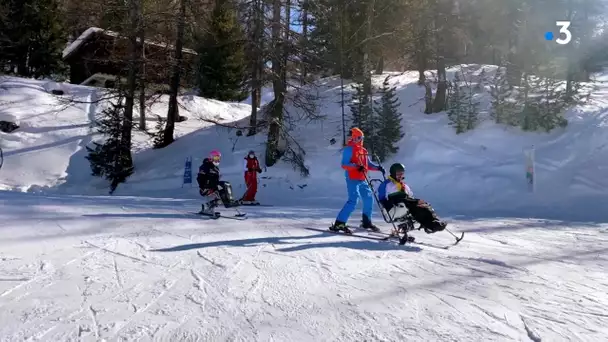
xmin=0 ymin=195 xmax=607 ymax=341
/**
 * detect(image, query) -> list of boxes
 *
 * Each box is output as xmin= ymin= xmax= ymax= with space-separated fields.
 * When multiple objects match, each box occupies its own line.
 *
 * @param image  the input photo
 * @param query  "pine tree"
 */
xmin=349 ymin=81 xmax=378 ymax=154
xmin=373 ymin=76 xmax=403 ymax=162
xmin=489 ymin=66 xmax=519 ymax=126
xmin=447 ymin=73 xmax=480 ymax=134
xmin=515 ymin=68 xmax=581 ymax=132
xmin=447 ymin=74 xmax=467 ymax=134
xmin=196 ymin=0 xmax=248 ymax=101
xmin=0 ymin=0 xmax=65 ymax=78
xmin=86 ymin=97 xmax=134 ymax=194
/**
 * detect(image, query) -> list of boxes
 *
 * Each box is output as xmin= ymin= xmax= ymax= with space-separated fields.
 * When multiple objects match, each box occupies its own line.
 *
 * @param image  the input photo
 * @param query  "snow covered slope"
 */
xmin=2 ymin=65 xmax=608 ymax=220
xmin=0 ymin=191 xmax=606 ymax=341
xmin=0 ymin=76 xmax=252 ymax=194
xmin=2 ymin=68 xmax=608 ymax=341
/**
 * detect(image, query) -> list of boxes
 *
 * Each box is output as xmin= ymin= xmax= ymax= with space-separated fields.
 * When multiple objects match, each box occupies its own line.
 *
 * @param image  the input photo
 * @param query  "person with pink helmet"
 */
xmin=196 ymin=150 xmax=239 ymax=215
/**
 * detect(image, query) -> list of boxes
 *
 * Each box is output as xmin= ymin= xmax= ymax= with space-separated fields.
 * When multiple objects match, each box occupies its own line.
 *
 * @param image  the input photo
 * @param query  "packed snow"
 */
xmin=0 ymin=192 xmax=606 ymax=341
xmin=1 ymin=66 xmax=608 ymax=341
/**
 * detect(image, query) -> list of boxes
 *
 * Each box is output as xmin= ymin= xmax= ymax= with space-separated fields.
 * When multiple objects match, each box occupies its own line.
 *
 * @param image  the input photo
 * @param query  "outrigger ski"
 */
xmin=192 ymin=211 xmax=247 ymax=220
xmin=372 ymin=229 xmax=464 ymax=249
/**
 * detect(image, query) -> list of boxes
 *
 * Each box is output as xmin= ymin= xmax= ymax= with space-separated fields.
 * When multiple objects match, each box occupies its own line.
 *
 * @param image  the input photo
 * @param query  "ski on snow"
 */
xmin=190 ymin=211 xmax=248 ymax=220
xmin=305 ymin=227 xmax=456 ymax=249
xmin=239 ymin=203 xmax=273 ymax=207
xmin=304 ymin=227 xmax=392 ymax=241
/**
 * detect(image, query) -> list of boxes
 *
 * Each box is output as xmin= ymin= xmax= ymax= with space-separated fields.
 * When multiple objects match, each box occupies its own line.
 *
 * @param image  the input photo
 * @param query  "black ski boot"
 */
xmin=361 ymin=214 xmax=380 ymax=232
xmin=399 ymin=234 xmax=416 ymax=245
xmin=200 ymin=199 xmax=220 ymax=217
xmin=330 ymin=220 xmax=352 ymax=234
xmin=423 ymin=220 xmax=447 ymax=234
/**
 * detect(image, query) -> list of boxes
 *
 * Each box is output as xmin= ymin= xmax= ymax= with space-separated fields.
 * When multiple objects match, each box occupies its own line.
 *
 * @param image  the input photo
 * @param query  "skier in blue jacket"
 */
xmin=330 ymin=127 xmax=385 ymax=234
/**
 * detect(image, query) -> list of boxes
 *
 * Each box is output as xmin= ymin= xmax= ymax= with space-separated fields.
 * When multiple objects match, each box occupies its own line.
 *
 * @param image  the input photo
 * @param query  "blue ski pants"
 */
xmin=336 ymin=178 xmax=373 ymax=223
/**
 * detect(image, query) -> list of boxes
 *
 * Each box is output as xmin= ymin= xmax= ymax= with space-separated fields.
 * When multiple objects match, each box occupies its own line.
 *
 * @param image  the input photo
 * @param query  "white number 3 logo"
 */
xmin=556 ymin=21 xmax=572 ymax=45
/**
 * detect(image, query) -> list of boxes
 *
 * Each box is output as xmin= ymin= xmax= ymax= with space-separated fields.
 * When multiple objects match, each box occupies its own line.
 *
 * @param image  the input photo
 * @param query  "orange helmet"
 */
xmin=349 ymin=127 xmax=364 ymax=144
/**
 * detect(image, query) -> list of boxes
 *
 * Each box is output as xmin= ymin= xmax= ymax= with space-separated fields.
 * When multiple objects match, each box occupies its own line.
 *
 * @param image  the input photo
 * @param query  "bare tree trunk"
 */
xmin=300 ymin=0 xmax=308 ymax=83
xmin=138 ymin=10 xmax=146 ymax=131
xmin=581 ymin=0 xmax=590 ymax=81
xmin=424 ymin=82 xmax=433 ymax=114
xmin=162 ymin=0 xmax=187 ymax=146
xmin=121 ymin=0 xmax=139 ymax=168
xmin=416 ymin=25 xmax=429 ymax=85
xmin=248 ymin=0 xmax=263 ymax=136
xmin=283 ymin=0 xmax=290 ymax=85
xmin=265 ymin=0 xmax=285 ymax=167
xmin=432 ymin=0 xmax=447 ymax=112
xmin=565 ymin=0 xmax=574 ymax=99
xmin=506 ymin=1 xmax=521 ymax=87
xmin=362 ymin=0 xmax=374 ymax=96
xmin=374 ymin=55 xmax=384 ymax=74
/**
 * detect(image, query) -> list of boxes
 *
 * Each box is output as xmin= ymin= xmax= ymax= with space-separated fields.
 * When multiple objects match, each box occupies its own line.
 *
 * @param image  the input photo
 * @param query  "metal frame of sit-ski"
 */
xmin=366 ymin=173 xmax=464 ymax=245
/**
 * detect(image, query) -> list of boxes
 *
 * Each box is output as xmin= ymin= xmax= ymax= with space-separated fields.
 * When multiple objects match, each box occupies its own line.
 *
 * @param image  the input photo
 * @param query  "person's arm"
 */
xmin=367 ymin=155 xmax=381 ymax=171
xmin=386 ymin=183 xmax=408 ymax=203
xmin=199 ymin=160 xmax=210 ymax=174
xmin=403 ymin=183 xmax=413 ymax=197
xmin=243 ymin=159 xmax=249 ymax=172
xmin=341 ymin=146 xmax=359 ymax=171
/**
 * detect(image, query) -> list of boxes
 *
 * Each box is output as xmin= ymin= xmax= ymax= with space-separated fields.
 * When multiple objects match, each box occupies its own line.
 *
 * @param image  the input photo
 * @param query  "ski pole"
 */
xmin=365 ymin=173 xmax=401 ymax=237
xmin=445 ymin=227 xmax=465 ymax=243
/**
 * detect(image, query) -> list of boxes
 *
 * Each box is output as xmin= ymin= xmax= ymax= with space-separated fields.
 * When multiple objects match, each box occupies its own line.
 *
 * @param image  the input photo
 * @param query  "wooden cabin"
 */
xmin=62 ymin=27 xmax=198 ymax=90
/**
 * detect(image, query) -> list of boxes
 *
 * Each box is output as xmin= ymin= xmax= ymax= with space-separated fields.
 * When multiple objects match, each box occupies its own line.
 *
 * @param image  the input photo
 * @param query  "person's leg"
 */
xmin=218 ymin=181 xmax=236 ymax=206
xmin=359 ymin=182 xmax=378 ymax=231
xmin=334 ymin=179 xmax=360 ymax=224
xmin=242 ymin=172 xmax=255 ymax=201
xmin=250 ymin=174 xmax=258 ymax=202
xmin=388 ymin=203 xmax=409 ymax=220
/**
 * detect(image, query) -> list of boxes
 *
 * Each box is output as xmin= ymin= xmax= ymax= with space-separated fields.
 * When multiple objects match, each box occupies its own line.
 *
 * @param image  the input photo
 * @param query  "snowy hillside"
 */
xmin=0 ymin=76 xmax=253 ymax=194
xmin=1 ymin=68 xmax=608 ymax=341
xmin=3 ymin=66 xmax=608 ymax=220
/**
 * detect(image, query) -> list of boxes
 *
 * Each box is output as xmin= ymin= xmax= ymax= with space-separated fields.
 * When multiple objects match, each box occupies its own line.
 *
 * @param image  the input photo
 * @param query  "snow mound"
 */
xmin=0 ymin=76 xmax=252 ymax=194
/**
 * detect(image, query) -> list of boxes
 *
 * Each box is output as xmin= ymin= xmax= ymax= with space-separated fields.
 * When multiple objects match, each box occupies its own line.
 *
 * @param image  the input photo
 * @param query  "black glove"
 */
xmin=357 ymin=165 xmax=366 ymax=172
xmin=256 ymin=168 xmax=262 ymax=173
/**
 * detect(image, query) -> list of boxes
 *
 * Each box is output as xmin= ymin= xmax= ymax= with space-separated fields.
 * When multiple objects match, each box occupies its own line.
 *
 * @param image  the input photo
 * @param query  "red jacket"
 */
xmin=341 ymin=139 xmax=380 ymax=180
xmin=244 ymin=156 xmax=260 ymax=173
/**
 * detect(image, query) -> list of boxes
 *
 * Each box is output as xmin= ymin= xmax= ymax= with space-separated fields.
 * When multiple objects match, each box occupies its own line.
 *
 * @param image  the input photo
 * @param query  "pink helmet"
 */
xmin=209 ymin=150 xmax=221 ymax=164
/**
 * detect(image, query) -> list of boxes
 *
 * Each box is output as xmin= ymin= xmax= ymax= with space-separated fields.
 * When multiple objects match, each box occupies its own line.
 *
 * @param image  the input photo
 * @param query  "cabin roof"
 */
xmin=62 ymin=27 xmax=197 ymax=60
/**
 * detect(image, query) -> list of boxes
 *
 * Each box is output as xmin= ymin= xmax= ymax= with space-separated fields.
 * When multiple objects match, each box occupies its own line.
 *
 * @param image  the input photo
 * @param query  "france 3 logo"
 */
xmin=545 ymin=21 xmax=572 ymax=45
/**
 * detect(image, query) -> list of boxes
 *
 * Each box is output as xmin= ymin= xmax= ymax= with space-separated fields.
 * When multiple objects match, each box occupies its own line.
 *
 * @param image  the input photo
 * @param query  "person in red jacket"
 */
xmin=241 ymin=150 xmax=262 ymax=204
xmin=331 ymin=127 xmax=385 ymax=234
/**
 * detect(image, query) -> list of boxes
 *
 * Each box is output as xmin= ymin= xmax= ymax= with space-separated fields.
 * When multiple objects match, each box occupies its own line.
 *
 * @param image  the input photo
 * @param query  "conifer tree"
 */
xmin=447 ymin=74 xmax=466 ymax=133
xmin=0 ymin=0 xmax=65 ymax=77
xmin=86 ymin=97 xmax=134 ymax=194
xmin=374 ymin=76 xmax=403 ymax=162
xmin=349 ymin=81 xmax=377 ymax=153
xmin=447 ymin=73 xmax=479 ymax=134
xmin=489 ymin=67 xmax=519 ymax=126
xmin=196 ymin=0 xmax=248 ymax=101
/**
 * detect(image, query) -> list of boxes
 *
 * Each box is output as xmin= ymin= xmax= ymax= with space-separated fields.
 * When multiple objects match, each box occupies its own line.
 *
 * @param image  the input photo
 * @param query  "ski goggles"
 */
xmin=211 ymin=155 xmax=221 ymax=162
xmin=351 ymin=136 xmax=364 ymax=143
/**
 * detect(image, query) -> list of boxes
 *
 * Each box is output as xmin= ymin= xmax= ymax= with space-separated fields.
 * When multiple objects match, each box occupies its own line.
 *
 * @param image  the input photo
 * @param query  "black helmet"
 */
xmin=389 ymin=163 xmax=405 ymax=179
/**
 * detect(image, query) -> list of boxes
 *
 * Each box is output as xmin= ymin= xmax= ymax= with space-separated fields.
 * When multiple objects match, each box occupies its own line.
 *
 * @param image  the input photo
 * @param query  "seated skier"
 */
xmin=197 ymin=150 xmax=239 ymax=214
xmin=378 ymin=163 xmax=447 ymax=234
